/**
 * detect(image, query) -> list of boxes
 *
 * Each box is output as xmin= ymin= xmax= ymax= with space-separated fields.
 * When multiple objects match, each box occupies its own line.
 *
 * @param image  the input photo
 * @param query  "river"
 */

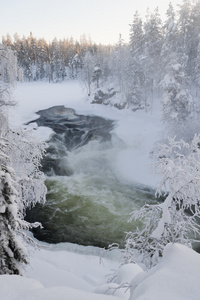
xmin=25 ymin=105 xmax=157 ymax=248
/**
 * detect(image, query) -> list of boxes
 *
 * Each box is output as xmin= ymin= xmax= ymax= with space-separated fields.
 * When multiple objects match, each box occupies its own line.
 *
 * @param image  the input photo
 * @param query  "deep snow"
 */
xmin=1 ymin=80 xmax=200 ymax=300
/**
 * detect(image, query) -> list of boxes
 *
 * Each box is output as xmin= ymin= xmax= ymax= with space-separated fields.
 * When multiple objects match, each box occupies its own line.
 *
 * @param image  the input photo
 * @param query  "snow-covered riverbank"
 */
xmin=1 ymin=240 xmax=200 ymax=300
xmin=10 ymin=80 xmax=162 ymax=187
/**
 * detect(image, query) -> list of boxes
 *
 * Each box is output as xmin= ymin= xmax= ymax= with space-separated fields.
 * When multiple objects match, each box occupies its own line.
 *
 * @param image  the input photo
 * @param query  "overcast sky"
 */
xmin=1 ymin=0 xmax=183 ymax=44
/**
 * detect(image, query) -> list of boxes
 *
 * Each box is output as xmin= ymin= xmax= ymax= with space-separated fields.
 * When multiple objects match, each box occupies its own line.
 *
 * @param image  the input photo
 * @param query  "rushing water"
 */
xmin=26 ymin=106 xmax=157 ymax=248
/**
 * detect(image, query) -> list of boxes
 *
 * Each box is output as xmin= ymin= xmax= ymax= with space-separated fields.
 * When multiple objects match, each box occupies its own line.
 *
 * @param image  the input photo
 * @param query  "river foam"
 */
xmin=26 ymin=106 xmax=157 ymax=247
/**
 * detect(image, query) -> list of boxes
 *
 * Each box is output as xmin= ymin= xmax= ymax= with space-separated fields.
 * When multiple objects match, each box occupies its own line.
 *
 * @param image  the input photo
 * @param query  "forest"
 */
xmin=2 ymin=0 xmax=200 ymax=134
xmin=1 ymin=1 xmax=200 ymax=295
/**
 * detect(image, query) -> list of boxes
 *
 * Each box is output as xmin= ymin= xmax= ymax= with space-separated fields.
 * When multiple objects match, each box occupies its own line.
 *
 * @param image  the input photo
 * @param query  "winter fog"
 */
xmin=1 ymin=1 xmax=200 ymax=299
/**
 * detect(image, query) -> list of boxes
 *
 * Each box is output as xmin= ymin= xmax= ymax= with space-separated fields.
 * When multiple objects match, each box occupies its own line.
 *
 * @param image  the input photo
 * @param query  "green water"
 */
xmin=26 ymin=175 xmax=156 ymax=248
xmin=25 ymin=117 xmax=158 ymax=248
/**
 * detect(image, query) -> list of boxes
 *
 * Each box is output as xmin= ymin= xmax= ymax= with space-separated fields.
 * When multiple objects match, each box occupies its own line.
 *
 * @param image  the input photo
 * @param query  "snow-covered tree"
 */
xmin=143 ymin=8 xmax=163 ymax=82
xmin=124 ymin=135 xmax=200 ymax=269
xmin=129 ymin=11 xmax=144 ymax=57
xmin=194 ymin=37 xmax=200 ymax=91
xmin=0 ymin=45 xmax=46 ymax=275
xmin=5 ymin=128 xmax=47 ymax=212
xmin=80 ymin=50 xmax=95 ymax=96
xmin=69 ymin=53 xmax=80 ymax=78
xmin=161 ymin=2 xmax=178 ymax=69
xmin=0 ymin=123 xmax=46 ymax=276
xmin=92 ymin=63 xmax=102 ymax=89
xmin=110 ymin=34 xmax=126 ymax=94
xmin=126 ymin=11 xmax=145 ymax=109
xmin=0 ymin=123 xmax=28 ymax=275
xmin=50 ymin=38 xmax=63 ymax=82
xmin=0 ymin=44 xmax=22 ymax=106
xmin=36 ymin=38 xmax=49 ymax=81
xmin=160 ymin=59 xmax=194 ymax=139
xmin=177 ymin=0 xmax=195 ymax=77
xmin=0 ymin=161 xmax=28 ymax=275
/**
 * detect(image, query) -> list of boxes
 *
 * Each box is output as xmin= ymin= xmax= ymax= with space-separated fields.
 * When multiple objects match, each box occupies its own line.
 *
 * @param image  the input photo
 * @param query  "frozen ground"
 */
xmin=2 ymin=80 xmax=200 ymax=300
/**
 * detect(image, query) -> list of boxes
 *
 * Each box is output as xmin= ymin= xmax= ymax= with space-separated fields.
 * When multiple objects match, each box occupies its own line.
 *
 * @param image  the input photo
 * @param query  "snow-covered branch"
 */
xmin=124 ymin=135 xmax=200 ymax=269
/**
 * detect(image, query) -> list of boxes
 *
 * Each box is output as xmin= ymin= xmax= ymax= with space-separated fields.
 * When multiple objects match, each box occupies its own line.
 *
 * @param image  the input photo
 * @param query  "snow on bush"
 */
xmin=124 ymin=135 xmax=200 ymax=269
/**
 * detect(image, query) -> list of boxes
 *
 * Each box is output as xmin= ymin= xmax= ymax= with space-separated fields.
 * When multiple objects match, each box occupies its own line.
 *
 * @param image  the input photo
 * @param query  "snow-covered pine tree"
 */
xmin=143 ymin=8 xmax=163 ymax=96
xmin=80 ymin=50 xmax=95 ymax=96
xmin=194 ymin=36 xmax=200 ymax=93
xmin=92 ymin=63 xmax=102 ymax=89
xmin=0 ymin=44 xmax=46 ymax=275
xmin=160 ymin=58 xmax=194 ymax=139
xmin=0 ymin=123 xmax=46 ymax=276
xmin=111 ymin=34 xmax=126 ymax=94
xmin=0 ymin=161 xmax=28 ymax=275
xmin=96 ymin=45 xmax=111 ymax=87
xmin=70 ymin=53 xmax=80 ymax=79
xmin=127 ymin=11 xmax=145 ymax=109
xmin=21 ymin=36 xmax=33 ymax=81
xmin=187 ymin=1 xmax=200 ymax=84
xmin=191 ymin=1 xmax=200 ymax=92
xmin=51 ymin=38 xmax=62 ymax=82
xmin=161 ymin=2 xmax=178 ymax=69
xmin=176 ymin=0 xmax=200 ymax=86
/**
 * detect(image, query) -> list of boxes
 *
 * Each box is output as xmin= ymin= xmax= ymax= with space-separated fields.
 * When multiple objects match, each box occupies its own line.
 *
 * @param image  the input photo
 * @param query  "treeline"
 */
xmin=2 ymin=32 xmax=114 ymax=82
xmin=2 ymin=1 xmax=200 ymax=126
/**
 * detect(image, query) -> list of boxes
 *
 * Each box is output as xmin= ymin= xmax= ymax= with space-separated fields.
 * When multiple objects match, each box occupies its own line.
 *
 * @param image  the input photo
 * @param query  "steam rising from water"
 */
xmin=26 ymin=106 xmax=156 ymax=247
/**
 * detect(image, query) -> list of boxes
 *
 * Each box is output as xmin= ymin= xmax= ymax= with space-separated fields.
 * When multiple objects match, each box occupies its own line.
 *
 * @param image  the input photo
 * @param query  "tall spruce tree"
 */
xmin=0 ymin=44 xmax=46 ymax=275
xmin=127 ymin=11 xmax=145 ymax=109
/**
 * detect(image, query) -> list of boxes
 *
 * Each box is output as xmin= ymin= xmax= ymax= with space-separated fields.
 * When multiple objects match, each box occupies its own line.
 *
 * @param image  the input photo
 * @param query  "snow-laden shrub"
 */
xmin=124 ymin=135 xmax=200 ymax=269
xmin=0 ymin=126 xmax=47 ymax=275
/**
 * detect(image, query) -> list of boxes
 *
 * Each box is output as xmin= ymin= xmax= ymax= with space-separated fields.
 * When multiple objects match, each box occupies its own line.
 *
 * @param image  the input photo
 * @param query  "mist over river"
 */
xmin=26 ymin=105 xmax=157 ymax=248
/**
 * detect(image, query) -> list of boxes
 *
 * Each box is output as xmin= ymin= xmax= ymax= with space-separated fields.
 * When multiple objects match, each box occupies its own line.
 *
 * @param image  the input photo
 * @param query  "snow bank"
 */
xmin=1 ymin=243 xmax=200 ymax=300
xmin=0 ymin=241 xmax=130 ymax=300
xmin=130 ymin=244 xmax=200 ymax=300
xmin=0 ymin=275 xmax=121 ymax=300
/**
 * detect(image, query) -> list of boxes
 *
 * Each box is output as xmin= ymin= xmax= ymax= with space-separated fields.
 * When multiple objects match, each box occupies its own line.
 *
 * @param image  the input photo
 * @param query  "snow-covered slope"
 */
xmin=1 ymin=242 xmax=200 ymax=300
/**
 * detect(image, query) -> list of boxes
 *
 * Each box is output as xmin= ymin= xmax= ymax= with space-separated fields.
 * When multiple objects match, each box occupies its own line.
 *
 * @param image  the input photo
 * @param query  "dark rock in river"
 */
xmin=27 ymin=105 xmax=115 ymax=176
xmin=92 ymin=89 xmax=117 ymax=104
xmin=36 ymin=106 xmax=76 ymax=119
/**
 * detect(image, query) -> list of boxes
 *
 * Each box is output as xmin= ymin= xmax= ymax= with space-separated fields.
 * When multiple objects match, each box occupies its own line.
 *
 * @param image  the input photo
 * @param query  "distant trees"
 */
xmin=3 ymin=2 xmax=200 ymax=117
xmin=0 ymin=44 xmax=46 ymax=275
xmin=2 ymin=33 xmax=112 ymax=83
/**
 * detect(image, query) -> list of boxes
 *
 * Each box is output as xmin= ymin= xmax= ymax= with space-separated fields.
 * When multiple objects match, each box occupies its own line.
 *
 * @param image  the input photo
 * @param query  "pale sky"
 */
xmin=1 ymin=0 xmax=183 ymax=44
